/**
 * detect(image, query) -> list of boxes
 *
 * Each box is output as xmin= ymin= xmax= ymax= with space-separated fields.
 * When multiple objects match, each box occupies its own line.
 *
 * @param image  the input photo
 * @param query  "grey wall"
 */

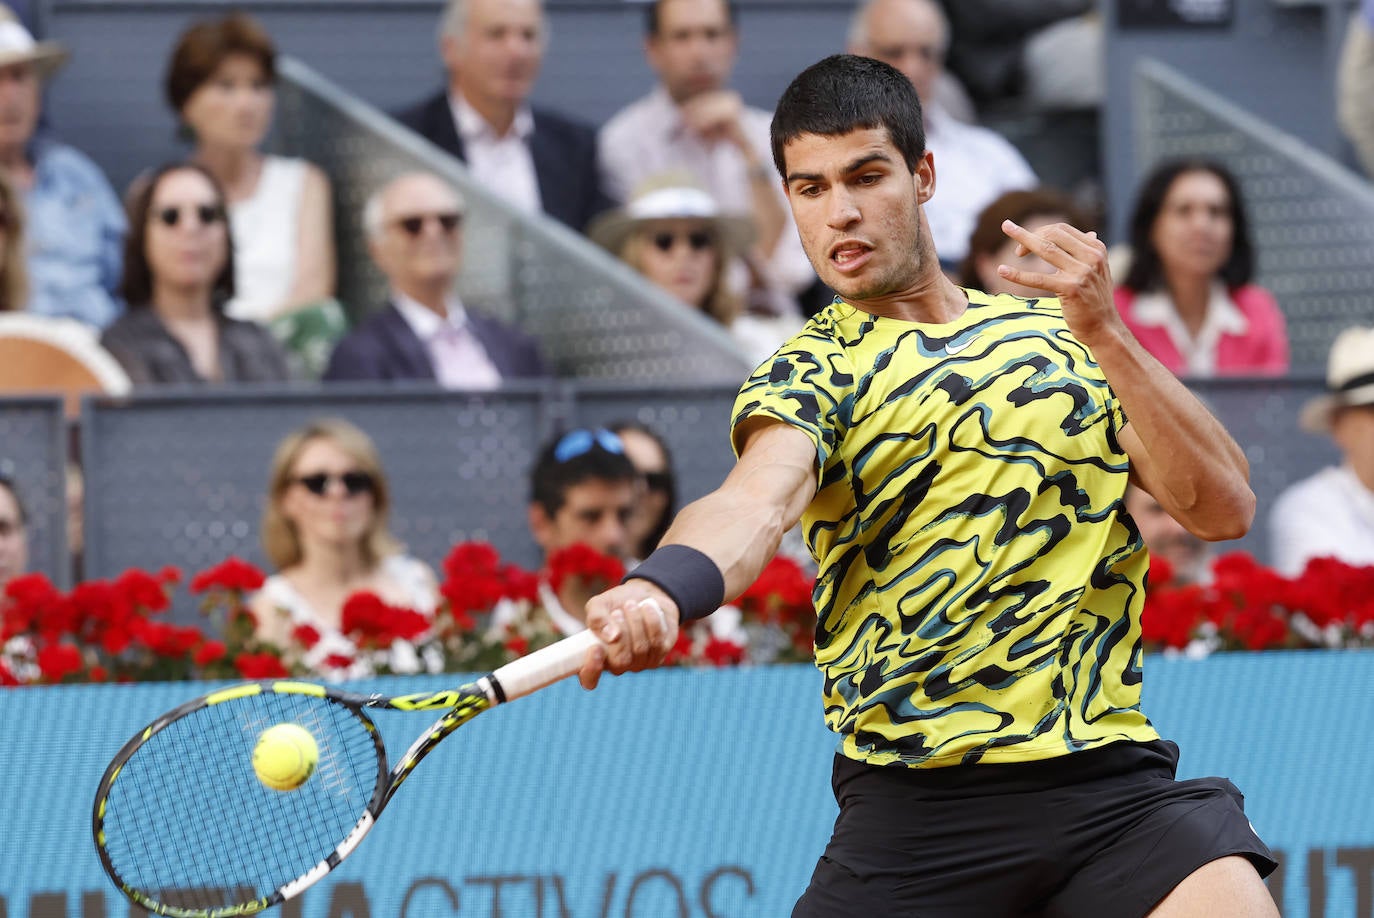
xmin=40 ymin=0 xmax=853 ymax=194
xmin=1103 ymin=0 xmax=1359 ymax=238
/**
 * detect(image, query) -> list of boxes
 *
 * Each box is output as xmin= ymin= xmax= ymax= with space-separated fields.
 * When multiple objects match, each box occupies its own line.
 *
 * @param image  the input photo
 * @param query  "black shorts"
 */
xmin=792 ymin=740 xmax=1276 ymax=918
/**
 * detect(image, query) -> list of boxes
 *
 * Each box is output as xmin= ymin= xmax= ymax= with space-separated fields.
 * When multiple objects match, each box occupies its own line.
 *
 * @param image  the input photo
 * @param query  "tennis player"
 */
xmin=579 ymin=54 xmax=1278 ymax=917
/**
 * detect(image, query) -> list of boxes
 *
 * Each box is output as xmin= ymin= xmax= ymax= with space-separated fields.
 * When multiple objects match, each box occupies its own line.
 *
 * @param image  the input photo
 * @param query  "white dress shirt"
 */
xmin=1270 ymin=464 xmax=1374 ymax=575
xmin=922 ymin=103 xmax=1037 ymax=264
xmin=450 ymin=92 xmax=543 ymax=216
xmin=597 ymin=86 xmax=816 ymax=309
xmin=391 ymin=292 xmax=502 ymax=390
xmin=1127 ymin=282 xmax=1249 ymax=377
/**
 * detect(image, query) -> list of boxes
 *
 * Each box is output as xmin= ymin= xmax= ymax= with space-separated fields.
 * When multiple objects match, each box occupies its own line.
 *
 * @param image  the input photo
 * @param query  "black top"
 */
xmin=100 ymin=308 xmax=291 ymax=386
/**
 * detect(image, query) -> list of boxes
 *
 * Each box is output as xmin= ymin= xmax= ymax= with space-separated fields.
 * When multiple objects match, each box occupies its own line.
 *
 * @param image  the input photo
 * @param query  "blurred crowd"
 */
xmin=0 ymin=0 xmax=1371 ymax=651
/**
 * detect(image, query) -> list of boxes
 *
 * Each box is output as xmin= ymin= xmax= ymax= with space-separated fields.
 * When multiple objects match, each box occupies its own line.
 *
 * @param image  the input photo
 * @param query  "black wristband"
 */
xmin=623 ymin=545 xmax=726 ymax=622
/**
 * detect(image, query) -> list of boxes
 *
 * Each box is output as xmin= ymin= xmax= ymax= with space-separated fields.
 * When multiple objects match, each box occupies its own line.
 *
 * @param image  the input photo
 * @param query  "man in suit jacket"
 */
xmin=324 ymin=172 xmax=548 ymax=386
xmin=394 ymin=0 xmax=610 ymax=233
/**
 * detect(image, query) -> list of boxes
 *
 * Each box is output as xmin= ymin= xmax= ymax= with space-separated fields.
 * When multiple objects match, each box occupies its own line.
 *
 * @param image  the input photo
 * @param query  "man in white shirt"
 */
xmin=323 ymin=172 xmax=547 ymax=386
xmin=395 ymin=0 xmax=610 ymax=231
xmin=1270 ymin=326 xmax=1374 ymax=574
xmin=847 ymin=0 xmax=1037 ymax=268
xmin=598 ymin=0 xmax=816 ymax=317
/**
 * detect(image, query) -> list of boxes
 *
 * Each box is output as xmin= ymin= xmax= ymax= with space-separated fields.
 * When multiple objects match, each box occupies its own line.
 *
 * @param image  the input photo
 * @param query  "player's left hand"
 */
xmin=997 ymin=220 xmax=1124 ymax=349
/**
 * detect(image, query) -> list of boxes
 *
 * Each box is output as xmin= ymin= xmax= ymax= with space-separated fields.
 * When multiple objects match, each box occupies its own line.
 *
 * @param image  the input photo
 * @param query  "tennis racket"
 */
xmin=91 ymin=628 xmax=604 ymax=917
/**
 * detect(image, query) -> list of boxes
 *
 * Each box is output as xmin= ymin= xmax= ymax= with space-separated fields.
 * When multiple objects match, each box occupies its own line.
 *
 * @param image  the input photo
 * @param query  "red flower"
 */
xmin=36 ymin=643 xmax=83 ymax=682
xmin=88 ymin=665 xmax=109 ymax=683
xmin=738 ymin=556 xmax=815 ymax=627
xmin=340 ymin=592 xmax=429 ymax=648
xmin=702 ymin=637 xmax=747 ymax=668
xmin=504 ymin=634 xmax=530 ymax=657
xmin=115 ymin=568 xmax=172 ymax=613
xmin=157 ymin=566 xmax=182 ymax=585
xmin=234 ymin=652 xmax=289 ymax=679
xmin=291 ymin=624 xmax=321 ymax=650
xmin=190 ymin=557 xmax=266 ymax=594
xmin=193 ymin=641 xmax=227 ymax=666
xmin=322 ymin=653 xmax=355 ymax=671
xmin=546 ymin=544 xmax=626 ymax=597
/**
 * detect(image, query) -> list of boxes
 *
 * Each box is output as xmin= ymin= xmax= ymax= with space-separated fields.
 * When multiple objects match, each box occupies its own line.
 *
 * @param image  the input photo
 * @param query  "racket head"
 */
xmin=92 ymin=681 xmax=388 ymax=918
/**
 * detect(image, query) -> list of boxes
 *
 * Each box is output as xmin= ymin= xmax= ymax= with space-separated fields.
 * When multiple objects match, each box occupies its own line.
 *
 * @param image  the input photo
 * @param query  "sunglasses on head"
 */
xmin=153 ymin=204 xmax=224 ymax=228
xmin=393 ymin=212 xmax=463 ymax=237
xmin=650 ymin=229 xmax=714 ymax=253
xmin=295 ymin=471 xmax=376 ymax=497
xmin=553 ymin=428 xmax=625 ymax=463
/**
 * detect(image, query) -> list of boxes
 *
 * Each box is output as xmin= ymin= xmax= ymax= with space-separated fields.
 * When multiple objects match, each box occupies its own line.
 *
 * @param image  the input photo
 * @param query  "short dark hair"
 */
xmin=120 ymin=162 xmax=236 ymax=310
xmin=165 ymin=12 xmax=277 ymax=115
xmin=1122 ymin=158 xmax=1255 ymax=293
xmin=644 ymin=0 xmax=738 ymax=36
xmin=0 ymin=474 xmax=26 ymax=526
xmin=770 ymin=54 xmax=926 ymax=179
xmin=530 ymin=428 xmax=639 ymax=517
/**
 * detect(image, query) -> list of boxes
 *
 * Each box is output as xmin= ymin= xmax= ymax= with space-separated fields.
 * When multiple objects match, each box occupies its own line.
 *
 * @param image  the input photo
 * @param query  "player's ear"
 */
xmin=914 ymin=150 xmax=936 ymax=205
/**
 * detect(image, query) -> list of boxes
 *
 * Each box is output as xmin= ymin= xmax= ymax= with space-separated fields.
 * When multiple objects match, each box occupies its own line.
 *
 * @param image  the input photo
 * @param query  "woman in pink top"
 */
xmin=1115 ymin=159 xmax=1289 ymax=377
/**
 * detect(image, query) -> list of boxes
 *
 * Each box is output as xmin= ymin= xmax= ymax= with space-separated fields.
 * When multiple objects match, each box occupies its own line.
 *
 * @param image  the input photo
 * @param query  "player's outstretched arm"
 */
xmin=579 ymin=419 xmax=819 ymax=688
xmin=997 ymin=220 xmax=1255 ymax=542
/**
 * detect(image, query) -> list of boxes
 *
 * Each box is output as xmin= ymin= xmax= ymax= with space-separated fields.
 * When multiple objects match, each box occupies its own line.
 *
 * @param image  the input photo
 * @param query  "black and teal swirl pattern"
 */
xmin=732 ymin=291 xmax=1156 ymax=767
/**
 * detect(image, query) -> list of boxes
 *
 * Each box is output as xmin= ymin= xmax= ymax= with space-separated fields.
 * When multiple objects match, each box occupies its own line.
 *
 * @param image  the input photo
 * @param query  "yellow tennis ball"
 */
xmin=252 ymin=723 xmax=318 ymax=792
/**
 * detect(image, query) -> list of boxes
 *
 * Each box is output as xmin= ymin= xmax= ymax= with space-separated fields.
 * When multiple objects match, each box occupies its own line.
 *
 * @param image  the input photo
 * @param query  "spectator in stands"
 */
xmin=598 ymin=0 xmax=815 ymax=318
xmin=1270 ymin=326 xmax=1374 ymax=575
xmin=323 ymin=172 xmax=546 ymax=387
xmin=395 ymin=0 xmax=609 ymax=232
xmin=1115 ymin=159 xmax=1289 ymax=377
xmin=252 ymin=418 xmax=438 ymax=679
xmin=589 ymin=173 xmax=799 ymax=365
xmin=163 ymin=13 xmax=337 ymax=335
xmin=1125 ymin=483 xmax=1210 ymax=586
xmin=1338 ymin=0 xmax=1374 ymax=178
xmin=0 ymin=171 xmax=25 ymax=312
xmin=0 ymin=474 xmax=26 ymax=591
xmin=847 ymin=0 xmax=1037 ymax=269
xmin=0 ymin=5 xmax=124 ymax=329
xmin=958 ymin=187 xmax=1088 ymax=297
xmin=609 ymin=420 xmax=677 ymax=562
xmin=101 ymin=162 xmax=290 ymax=386
xmin=522 ymin=427 xmax=639 ymax=635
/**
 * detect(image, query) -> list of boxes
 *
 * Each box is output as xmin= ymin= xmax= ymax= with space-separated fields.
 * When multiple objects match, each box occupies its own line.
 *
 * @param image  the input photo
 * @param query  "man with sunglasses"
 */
xmin=323 ymin=172 xmax=547 ymax=388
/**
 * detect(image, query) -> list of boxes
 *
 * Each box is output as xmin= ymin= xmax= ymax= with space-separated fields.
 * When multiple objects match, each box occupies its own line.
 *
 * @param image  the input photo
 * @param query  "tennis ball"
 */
xmin=252 ymin=723 xmax=318 ymax=792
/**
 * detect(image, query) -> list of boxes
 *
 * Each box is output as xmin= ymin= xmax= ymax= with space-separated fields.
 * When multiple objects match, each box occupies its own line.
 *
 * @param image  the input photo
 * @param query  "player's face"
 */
xmin=0 ymin=486 xmax=27 ymax=588
xmin=1124 ymin=487 xmax=1208 ymax=584
xmin=633 ymin=218 xmax=719 ymax=310
xmin=447 ymin=0 xmax=545 ymax=109
xmin=282 ymin=438 xmax=377 ymax=551
xmin=646 ymin=0 xmax=737 ymax=102
xmin=782 ymin=127 xmax=934 ymax=303
xmin=180 ymin=54 xmax=275 ymax=152
xmin=531 ymin=478 xmax=637 ymax=560
xmin=1150 ymin=169 xmax=1234 ymax=283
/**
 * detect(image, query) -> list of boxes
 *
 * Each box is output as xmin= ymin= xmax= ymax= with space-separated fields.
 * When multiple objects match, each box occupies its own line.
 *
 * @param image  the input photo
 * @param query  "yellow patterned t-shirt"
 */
xmin=731 ymin=291 xmax=1157 ymax=768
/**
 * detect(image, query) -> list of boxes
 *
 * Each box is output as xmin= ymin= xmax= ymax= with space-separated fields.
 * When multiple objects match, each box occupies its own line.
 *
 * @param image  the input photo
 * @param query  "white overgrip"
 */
xmin=490 ymin=629 xmax=601 ymax=702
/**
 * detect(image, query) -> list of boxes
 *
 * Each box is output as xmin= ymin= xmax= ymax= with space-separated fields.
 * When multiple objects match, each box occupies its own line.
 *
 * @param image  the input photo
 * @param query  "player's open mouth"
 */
xmin=829 ymin=242 xmax=872 ymax=273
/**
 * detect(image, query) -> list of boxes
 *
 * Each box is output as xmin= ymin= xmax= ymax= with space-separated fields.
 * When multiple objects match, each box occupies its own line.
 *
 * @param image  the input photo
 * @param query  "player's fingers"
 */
xmin=618 ymin=601 xmax=652 ymax=667
xmin=578 ymin=643 xmax=606 ymax=691
xmin=638 ymin=597 xmax=672 ymax=652
xmin=996 ymin=264 xmax=1060 ymax=293
xmin=1001 ymin=220 xmax=1080 ymax=271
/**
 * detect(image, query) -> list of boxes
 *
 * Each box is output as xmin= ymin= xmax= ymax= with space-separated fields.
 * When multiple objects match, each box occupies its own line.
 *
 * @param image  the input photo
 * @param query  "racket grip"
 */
xmin=490 ymin=629 xmax=601 ymax=702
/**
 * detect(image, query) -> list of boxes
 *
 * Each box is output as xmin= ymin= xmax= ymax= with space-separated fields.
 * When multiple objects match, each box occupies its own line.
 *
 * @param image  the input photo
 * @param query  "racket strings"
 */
xmin=99 ymin=692 xmax=383 ymax=912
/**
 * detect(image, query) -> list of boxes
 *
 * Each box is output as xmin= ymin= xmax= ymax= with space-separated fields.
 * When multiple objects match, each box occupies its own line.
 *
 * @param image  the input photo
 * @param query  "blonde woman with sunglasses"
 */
xmin=251 ymin=418 xmax=439 ymax=680
xmin=100 ymin=162 xmax=290 ymax=386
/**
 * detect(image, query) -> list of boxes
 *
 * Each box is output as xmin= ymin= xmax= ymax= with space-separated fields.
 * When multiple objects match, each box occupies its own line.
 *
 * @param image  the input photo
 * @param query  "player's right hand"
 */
xmin=579 ymin=584 xmax=680 ymax=690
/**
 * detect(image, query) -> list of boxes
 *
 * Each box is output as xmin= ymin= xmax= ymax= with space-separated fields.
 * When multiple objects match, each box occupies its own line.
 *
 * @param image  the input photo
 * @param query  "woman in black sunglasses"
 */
xmin=100 ymin=162 xmax=291 ymax=386
xmin=251 ymin=418 xmax=439 ymax=680
xmin=589 ymin=174 xmax=803 ymax=366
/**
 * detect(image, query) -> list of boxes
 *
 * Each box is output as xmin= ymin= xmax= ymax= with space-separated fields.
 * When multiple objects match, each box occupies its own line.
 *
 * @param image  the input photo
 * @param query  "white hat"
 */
xmin=0 ymin=6 xmax=68 ymax=81
xmin=1300 ymin=326 xmax=1374 ymax=433
xmin=588 ymin=173 xmax=756 ymax=257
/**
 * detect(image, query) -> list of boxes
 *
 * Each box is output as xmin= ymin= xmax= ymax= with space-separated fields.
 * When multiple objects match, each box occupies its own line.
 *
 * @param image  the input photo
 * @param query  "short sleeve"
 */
xmin=730 ymin=326 xmax=855 ymax=484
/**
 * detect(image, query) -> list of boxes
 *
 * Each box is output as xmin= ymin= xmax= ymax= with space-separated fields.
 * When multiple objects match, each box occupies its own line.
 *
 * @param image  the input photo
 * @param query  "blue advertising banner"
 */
xmin=2 ymin=652 xmax=1371 ymax=917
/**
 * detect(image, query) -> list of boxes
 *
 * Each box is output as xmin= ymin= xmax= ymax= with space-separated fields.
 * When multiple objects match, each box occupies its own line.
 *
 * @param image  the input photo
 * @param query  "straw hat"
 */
xmin=588 ymin=173 xmax=756 ymax=257
xmin=1299 ymin=326 xmax=1374 ymax=433
xmin=0 ymin=5 xmax=68 ymax=81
